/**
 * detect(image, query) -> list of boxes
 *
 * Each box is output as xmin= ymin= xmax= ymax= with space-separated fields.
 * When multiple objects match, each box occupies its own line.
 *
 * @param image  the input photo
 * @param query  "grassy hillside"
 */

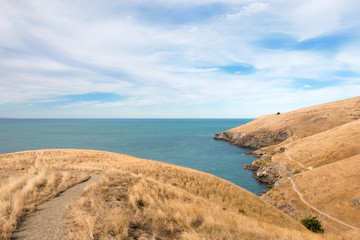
xmin=263 ymin=154 xmax=360 ymax=233
xmin=0 ymin=149 xmax=333 ymax=240
xmin=215 ymin=96 xmax=360 ymax=236
xmin=271 ymin=119 xmax=360 ymax=169
xmin=215 ymin=96 xmax=360 ymax=149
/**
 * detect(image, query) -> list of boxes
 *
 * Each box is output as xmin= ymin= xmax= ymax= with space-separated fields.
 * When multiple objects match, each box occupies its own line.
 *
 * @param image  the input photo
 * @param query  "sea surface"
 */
xmin=0 ymin=119 xmax=269 ymax=194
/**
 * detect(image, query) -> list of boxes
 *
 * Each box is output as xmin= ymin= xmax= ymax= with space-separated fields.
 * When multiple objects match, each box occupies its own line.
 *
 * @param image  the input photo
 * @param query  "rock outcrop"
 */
xmin=245 ymin=160 xmax=292 ymax=187
xmin=214 ymin=130 xmax=290 ymax=149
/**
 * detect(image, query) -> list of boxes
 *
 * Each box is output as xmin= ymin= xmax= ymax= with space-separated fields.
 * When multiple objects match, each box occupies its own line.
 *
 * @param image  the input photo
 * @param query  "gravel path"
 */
xmin=285 ymin=151 xmax=357 ymax=229
xmin=12 ymin=175 xmax=101 ymax=240
xmin=288 ymin=177 xmax=357 ymax=230
xmin=284 ymin=152 xmax=311 ymax=169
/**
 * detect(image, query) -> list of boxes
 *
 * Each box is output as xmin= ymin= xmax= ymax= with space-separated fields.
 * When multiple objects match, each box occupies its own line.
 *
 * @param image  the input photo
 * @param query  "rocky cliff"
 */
xmin=214 ymin=96 xmax=360 ymax=187
xmin=213 ymin=130 xmax=290 ymax=149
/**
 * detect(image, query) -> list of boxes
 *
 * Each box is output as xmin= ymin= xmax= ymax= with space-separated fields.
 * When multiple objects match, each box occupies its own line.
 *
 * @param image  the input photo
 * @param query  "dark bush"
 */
xmin=301 ymin=217 xmax=324 ymax=233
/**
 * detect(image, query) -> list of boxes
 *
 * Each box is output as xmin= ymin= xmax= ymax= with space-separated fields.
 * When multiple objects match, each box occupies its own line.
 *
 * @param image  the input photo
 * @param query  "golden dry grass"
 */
xmin=67 ymin=170 xmax=321 ymax=240
xmin=264 ymin=154 xmax=360 ymax=233
xmin=217 ymin=96 xmax=360 ymax=237
xmin=0 ymin=151 xmax=89 ymax=239
xmin=225 ymin=96 xmax=360 ymax=142
xmin=292 ymin=154 xmax=360 ymax=229
xmin=0 ymin=149 xmax=331 ymax=240
xmin=269 ymin=119 xmax=360 ymax=169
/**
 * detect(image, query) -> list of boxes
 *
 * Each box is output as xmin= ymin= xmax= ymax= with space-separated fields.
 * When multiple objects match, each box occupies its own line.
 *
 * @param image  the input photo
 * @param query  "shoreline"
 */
xmin=214 ymin=135 xmax=279 ymax=188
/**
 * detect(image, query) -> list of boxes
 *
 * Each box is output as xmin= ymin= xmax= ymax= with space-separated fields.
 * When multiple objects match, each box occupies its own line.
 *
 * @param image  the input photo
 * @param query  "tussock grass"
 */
xmin=67 ymin=170 xmax=321 ymax=240
xmin=0 ymin=152 xmax=89 ymax=239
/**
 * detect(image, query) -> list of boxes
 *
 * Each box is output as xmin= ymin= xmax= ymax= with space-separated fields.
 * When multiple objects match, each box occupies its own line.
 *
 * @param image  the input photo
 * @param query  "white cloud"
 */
xmin=225 ymin=2 xmax=269 ymax=19
xmin=0 ymin=57 xmax=76 ymax=72
xmin=56 ymin=101 xmax=101 ymax=109
xmin=0 ymin=0 xmax=359 ymax=117
xmin=284 ymin=0 xmax=359 ymax=41
xmin=335 ymin=45 xmax=360 ymax=71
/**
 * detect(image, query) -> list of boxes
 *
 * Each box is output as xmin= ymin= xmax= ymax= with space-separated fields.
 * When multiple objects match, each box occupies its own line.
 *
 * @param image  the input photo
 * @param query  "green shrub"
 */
xmin=293 ymin=170 xmax=301 ymax=175
xmin=301 ymin=217 xmax=324 ymax=233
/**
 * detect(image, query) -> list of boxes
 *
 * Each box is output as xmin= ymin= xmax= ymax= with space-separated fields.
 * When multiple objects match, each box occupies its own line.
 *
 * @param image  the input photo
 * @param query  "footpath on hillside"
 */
xmin=12 ymin=175 xmax=101 ymax=240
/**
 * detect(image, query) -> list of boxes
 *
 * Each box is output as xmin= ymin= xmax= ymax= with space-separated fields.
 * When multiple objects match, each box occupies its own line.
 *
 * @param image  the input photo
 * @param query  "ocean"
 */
xmin=0 ymin=118 xmax=269 ymax=194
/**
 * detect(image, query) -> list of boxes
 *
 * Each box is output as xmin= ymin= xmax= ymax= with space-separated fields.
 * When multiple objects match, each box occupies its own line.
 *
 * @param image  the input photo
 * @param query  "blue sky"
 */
xmin=0 ymin=0 xmax=360 ymax=118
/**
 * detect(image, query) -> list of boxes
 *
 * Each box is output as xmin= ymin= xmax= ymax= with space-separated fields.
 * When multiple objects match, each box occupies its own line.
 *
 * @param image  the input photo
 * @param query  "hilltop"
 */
xmin=214 ymin=96 xmax=360 ymax=150
xmin=215 ymin=96 xmax=360 ymax=235
xmin=0 ymin=149 xmax=336 ymax=240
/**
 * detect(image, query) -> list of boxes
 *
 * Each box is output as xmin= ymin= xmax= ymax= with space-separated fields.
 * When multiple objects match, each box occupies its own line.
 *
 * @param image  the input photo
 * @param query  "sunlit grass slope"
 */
xmin=0 ymin=151 xmax=88 ymax=239
xmin=224 ymin=96 xmax=360 ymax=144
xmin=263 ymin=154 xmax=360 ymax=234
xmin=0 ymin=149 xmax=331 ymax=240
xmin=216 ymin=96 xmax=360 ymax=237
xmin=270 ymin=119 xmax=360 ymax=169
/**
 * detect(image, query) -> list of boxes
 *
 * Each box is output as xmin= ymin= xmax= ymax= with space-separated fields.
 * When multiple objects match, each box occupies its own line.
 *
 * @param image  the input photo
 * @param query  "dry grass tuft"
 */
xmin=0 ymin=152 xmax=89 ymax=239
xmin=67 ymin=170 xmax=323 ymax=240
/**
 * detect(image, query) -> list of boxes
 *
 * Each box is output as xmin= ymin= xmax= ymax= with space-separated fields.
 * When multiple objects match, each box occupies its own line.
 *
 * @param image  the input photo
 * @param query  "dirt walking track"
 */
xmin=288 ymin=177 xmax=357 ymax=230
xmin=12 ymin=175 xmax=101 ymax=240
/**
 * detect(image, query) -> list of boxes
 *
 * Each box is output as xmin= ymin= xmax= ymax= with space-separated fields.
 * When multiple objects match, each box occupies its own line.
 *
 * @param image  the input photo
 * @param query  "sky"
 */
xmin=0 ymin=0 xmax=360 ymax=118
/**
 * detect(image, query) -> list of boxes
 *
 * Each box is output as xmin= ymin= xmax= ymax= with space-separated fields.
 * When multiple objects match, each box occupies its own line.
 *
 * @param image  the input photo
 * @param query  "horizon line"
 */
xmin=0 ymin=117 xmax=256 ymax=120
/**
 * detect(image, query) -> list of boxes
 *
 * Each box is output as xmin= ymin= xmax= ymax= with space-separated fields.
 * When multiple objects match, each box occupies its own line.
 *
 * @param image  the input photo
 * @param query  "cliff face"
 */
xmin=214 ymin=130 xmax=290 ymax=149
xmin=214 ymin=96 xmax=360 ymax=232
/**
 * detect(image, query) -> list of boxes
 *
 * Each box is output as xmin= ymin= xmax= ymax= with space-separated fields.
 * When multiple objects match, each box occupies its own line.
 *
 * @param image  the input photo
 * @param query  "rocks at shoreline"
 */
xmin=243 ymin=164 xmax=260 ymax=171
xmin=244 ymin=164 xmax=277 ymax=187
xmin=244 ymin=162 xmax=291 ymax=187
xmin=213 ymin=130 xmax=290 ymax=150
xmin=214 ymin=129 xmax=292 ymax=187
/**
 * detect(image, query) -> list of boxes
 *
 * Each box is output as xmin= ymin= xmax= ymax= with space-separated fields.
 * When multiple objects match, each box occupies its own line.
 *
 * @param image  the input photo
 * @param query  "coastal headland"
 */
xmin=214 ymin=96 xmax=360 ymax=235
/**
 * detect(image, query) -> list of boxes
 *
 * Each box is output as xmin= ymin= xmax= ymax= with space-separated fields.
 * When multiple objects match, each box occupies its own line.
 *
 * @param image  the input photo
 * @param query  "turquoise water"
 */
xmin=0 ymin=119 xmax=269 ymax=194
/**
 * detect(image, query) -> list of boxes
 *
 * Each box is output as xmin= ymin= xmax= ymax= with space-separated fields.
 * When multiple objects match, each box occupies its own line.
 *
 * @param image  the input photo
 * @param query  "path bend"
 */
xmin=288 ymin=177 xmax=357 ymax=230
xmin=12 ymin=174 xmax=101 ymax=240
xmin=284 ymin=152 xmax=309 ymax=169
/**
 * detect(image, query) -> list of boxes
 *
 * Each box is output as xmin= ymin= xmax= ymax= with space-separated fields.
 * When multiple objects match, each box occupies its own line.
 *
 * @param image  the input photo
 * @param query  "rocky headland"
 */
xmin=214 ymin=96 xmax=360 ymax=187
xmin=215 ymin=96 xmax=360 ymax=233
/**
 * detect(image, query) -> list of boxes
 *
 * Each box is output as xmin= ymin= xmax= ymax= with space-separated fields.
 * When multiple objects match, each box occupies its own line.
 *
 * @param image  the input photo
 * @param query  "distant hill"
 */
xmin=215 ymin=96 xmax=360 ymax=235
